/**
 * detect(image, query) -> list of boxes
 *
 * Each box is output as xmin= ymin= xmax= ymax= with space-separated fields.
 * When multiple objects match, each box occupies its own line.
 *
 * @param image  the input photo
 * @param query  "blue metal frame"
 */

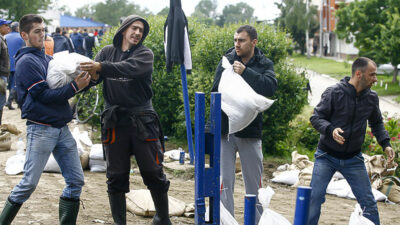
xmin=195 ymin=92 xmax=221 ymax=225
xmin=180 ymin=64 xmax=195 ymax=165
xmin=244 ymin=194 xmax=256 ymax=225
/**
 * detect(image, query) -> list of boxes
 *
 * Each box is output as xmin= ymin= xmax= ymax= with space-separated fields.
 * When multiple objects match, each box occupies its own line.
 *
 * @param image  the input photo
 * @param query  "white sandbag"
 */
xmin=258 ymin=187 xmax=292 ymax=225
xmin=348 ymin=204 xmax=374 ymax=225
xmin=44 ymin=154 xmax=61 ymax=173
xmin=89 ymin=159 xmax=106 ymax=172
xmin=5 ymin=154 xmax=25 ymax=175
xmin=271 ymin=170 xmax=300 ymax=186
xmin=47 ymin=51 xmax=91 ymax=89
xmin=218 ymin=56 xmax=274 ymax=134
xmin=90 ymin=144 xmax=104 ymax=160
xmin=71 ymin=127 xmax=85 ymax=155
xmin=164 ymin=149 xmax=189 ymax=161
xmin=78 ymin=131 xmax=93 ymax=147
xmin=327 ymin=179 xmax=387 ymax=201
xmin=126 ymin=189 xmax=185 ymax=217
xmin=221 ymin=201 xmax=239 ymax=225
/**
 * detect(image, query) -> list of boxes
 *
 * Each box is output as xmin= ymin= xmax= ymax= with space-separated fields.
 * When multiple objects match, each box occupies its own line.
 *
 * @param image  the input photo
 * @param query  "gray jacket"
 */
xmin=0 ymin=35 xmax=10 ymax=76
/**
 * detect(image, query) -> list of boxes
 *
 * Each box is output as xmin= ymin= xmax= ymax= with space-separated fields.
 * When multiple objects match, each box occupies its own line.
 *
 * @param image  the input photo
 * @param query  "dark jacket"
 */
xmin=53 ymin=33 xmax=73 ymax=53
xmin=5 ymin=31 xmax=25 ymax=72
xmin=0 ymin=35 xmax=9 ymax=76
xmin=93 ymin=15 xmax=154 ymax=127
xmin=310 ymin=77 xmax=391 ymax=159
xmin=70 ymin=32 xmax=84 ymax=55
xmin=211 ymin=47 xmax=277 ymax=138
xmin=14 ymin=47 xmax=79 ymax=127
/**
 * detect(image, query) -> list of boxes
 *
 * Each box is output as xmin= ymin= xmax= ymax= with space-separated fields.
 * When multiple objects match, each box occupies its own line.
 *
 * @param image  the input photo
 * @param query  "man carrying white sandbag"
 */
xmin=0 ymin=14 xmax=91 ymax=225
xmin=210 ymin=25 xmax=277 ymax=224
xmin=308 ymin=57 xmax=395 ymax=225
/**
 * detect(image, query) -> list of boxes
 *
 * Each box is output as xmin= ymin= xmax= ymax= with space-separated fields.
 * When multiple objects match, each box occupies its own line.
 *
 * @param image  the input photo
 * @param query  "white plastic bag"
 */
xmin=218 ymin=56 xmax=275 ymax=134
xmin=348 ymin=204 xmax=374 ymax=225
xmin=47 ymin=51 xmax=91 ymax=89
xmin=5 ymin=154 xmax=25 ymax=175
xmin=258 ymin=187 xmax=292 ymax=225
xmin=271 ymin=170 xmax=300 ymax=186
xmin=44 ymin=153 xmax=61 ymax=173
xmin=89 ymin=144 xmax=106 ymax=172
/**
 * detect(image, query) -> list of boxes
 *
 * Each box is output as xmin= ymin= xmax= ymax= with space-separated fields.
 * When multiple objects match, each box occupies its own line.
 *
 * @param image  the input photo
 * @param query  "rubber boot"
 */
xmin=108 ymin=192 xmax=126 ymax=225
xmin=0 ymin=198 xmax=22 ymax=225
xmin=150 ymin=191 xmax=172 ymax=225
xmin=59 ymin=197 xmax=80 ymax=225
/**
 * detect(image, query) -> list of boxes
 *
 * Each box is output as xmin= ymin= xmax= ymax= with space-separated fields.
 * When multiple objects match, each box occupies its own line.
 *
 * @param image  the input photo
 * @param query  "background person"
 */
xmin=308 ymin=57 xmax=395 ymax=225
xmin=210 ymin=25 xmax=277 ymax=223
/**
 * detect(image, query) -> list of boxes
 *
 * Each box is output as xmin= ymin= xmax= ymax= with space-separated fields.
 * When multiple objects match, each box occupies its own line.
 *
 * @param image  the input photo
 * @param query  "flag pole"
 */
xmin=180 ymin=64 xmax=194 ymax=164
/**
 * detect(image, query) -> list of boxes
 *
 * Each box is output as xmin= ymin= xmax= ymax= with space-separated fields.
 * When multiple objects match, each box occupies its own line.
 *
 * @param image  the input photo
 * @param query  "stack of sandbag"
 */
xmin=0 ymin=124 xmax=21 ymax=151
xmin=47 ymin=51 xmax=91 ymax=89
xmin=89 ymin=144 xmax=106 ymax=172
xmin=126 ymin=189 xmax=186 ymax=217
xmin=43 ymin=127 xmax=91 ymax=172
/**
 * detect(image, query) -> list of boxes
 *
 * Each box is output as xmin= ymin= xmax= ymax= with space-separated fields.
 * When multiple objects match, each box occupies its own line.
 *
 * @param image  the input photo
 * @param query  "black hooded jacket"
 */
xmin=211 ymin=47 xmax=277 ymax=138
xmin=310 ymin=77 xmax=391 ymax=159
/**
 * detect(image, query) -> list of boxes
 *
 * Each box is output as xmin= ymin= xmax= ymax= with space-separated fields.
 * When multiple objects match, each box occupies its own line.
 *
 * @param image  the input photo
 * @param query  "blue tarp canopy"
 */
xmin=60 ymin=15 xmax=106 ymax=27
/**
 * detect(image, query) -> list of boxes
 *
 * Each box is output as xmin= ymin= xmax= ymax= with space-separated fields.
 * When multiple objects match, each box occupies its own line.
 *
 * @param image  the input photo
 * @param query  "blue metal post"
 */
xmin=195 ymin=92 xmax=221 ymax=225
xmin=195 ymin=92 xmax=206 ymax=224
xmin=293 ymin=186 xmax=312 ymax=225
xmin=244 ymin=194 xmax=256 ymax=225
xmin=180 ymin=64 xmax=194 ymax=164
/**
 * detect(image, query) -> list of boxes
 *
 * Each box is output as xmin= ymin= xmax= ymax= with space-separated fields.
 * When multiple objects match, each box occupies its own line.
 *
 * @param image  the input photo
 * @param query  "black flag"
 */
xmin=164 ymin=0 xmax=192 ymax=73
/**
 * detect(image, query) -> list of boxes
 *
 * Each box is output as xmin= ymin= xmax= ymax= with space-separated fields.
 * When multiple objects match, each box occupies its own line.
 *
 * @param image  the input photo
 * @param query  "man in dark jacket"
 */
xmin=308 ymin=57 xmax=395 ymax=225
xmin=0 ymin=18 xmax=12 ymax=123
xmin=70 ymin=29 xmax=84 ymax=55
xmin=53 ymin=27 xmax=73 ymax=53
xmin=0 ymin=14 xmax=91 ymax=224
xmin=5 ymin=22 xmax=25 ymax=110
xmin=80 ymin=15 xmax=171 ymax=225
xmin=211 ymin=25 xmax=277 ymax=223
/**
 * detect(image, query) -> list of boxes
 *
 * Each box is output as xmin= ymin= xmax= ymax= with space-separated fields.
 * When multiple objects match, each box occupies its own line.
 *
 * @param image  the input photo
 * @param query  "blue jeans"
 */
xmin=9 ymin=124 xmax=84 ymax=204
xmin=308 ymin=149 xmax=380 ymax=225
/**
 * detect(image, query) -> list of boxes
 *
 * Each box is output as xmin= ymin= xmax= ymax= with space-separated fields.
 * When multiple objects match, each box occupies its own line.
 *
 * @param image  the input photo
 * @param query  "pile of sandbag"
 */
xmin=271 ymin=151 xmax=394 ymax=202
xmin=0 ymin=124 xmax=22 ymax=151
xmin=43 ymin=127 xmax=91 ymax=173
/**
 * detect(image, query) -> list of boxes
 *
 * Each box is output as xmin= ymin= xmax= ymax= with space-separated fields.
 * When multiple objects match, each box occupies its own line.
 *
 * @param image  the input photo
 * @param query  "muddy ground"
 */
xmin=0 ymin=105 xmax=399 ymax=225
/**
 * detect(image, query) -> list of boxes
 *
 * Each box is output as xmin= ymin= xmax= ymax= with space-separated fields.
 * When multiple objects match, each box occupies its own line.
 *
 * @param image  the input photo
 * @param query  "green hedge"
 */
xmin=81 ymin=15 xmax=308 ymax=156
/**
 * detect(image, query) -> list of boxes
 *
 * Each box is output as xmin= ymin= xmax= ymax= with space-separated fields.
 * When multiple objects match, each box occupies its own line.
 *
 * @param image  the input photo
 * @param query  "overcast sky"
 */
xmin=56 ymin=0 xmax=281 ymax=21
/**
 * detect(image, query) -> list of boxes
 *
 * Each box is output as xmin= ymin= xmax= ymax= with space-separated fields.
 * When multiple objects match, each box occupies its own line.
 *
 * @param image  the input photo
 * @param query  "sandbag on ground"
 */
xmin=126 ymin=189 xmax=186 ymax=217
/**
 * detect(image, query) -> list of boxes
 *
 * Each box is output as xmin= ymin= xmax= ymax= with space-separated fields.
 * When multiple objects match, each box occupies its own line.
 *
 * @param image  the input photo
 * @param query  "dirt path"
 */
xmin=0 ymin=104 xmax=399 ymax=224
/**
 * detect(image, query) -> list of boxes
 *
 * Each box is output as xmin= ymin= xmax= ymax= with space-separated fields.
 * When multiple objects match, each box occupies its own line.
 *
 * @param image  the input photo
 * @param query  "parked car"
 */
xmin=377 ymin=63 xmax=400 ymax=75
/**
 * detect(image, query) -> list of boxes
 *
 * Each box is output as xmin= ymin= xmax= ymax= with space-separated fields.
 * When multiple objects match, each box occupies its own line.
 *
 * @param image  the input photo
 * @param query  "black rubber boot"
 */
xmin=59 ymin=197 xmax=80 ymax=225
xmin=108 ymin=192 xmax=126 ymax=225
xmin=150 ymin=191 xmax=172 ymax=225
xmin=0 ymin=198 xmax=22 ymax=225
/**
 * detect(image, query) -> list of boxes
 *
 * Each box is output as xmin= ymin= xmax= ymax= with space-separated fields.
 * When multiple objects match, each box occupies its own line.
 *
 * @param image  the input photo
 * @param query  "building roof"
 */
xmin=59 ymin=15 xmax=106 ymax=27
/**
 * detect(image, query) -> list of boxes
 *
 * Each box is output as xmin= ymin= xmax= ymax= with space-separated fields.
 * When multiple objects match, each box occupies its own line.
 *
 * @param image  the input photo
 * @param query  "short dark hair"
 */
xmin=19 ymin=14 xmax=43 ymax=34
xmin=55 ymin=27 xmax=61 ymax=34
xmin=236 ymin=25 xmax=257 ymax=40
xmin=351 ymin=57 xmax=376 ymax=76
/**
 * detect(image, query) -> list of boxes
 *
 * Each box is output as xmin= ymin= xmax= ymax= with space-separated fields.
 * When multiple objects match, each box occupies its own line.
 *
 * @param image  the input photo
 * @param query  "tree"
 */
xmin=75 ymin=4 xmax=95 ymax=18
xmin=191 ymin=0 xmax=217 ymax=25
xmin=275 ymin=0 xmax=319 ymax=55
xmin=216 ymin=2 xmax=255 ymax=26
xmin=157 ymin=7 xmax=169 ymax=17
xmin=0 ymin=0 xmax=52 ymax=21
xmin=336 ymin=0 xmax=399 ymax=83
xmin=92 ymin=0 xmax=151 ymax=26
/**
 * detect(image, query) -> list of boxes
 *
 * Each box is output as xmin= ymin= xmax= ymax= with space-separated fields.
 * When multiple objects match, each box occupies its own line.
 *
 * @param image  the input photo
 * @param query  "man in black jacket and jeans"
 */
xmin=80 ymin=15 xmax=171 ymax=225
xmin=308 ymin=57 xmax=395 ymax=225
xmin=211 ymin=25 xmax=277 ymax=223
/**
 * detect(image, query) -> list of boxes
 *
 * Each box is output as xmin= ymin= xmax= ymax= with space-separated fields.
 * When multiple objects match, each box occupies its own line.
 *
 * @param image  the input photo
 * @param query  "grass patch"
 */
xmin=290 ymin=54 xmax=400 ymax=96
xmin=289 ymin=54 xmax=350 ymax=80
